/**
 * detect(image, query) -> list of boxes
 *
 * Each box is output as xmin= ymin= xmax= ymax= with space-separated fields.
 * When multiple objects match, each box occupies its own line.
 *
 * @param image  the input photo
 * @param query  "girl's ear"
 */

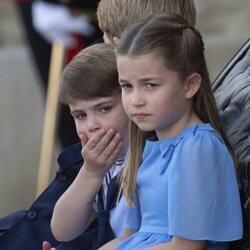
xmin=184 ymin=73 xmax=201 ymax=99
xmin=113 ymin=36 xmax=120 ymax=44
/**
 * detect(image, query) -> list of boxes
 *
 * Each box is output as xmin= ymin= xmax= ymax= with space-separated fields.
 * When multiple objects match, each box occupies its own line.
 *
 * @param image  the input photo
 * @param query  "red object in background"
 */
xmin=66 ymin=35 xmax=84 ymax=64
xmin=6 ymin=0 xmax=84 ymax=64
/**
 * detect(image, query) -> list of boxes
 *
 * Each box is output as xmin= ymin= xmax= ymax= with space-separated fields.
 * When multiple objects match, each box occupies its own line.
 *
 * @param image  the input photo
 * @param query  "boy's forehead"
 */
xmin=69 ymin=95 xmax=121 ymax=110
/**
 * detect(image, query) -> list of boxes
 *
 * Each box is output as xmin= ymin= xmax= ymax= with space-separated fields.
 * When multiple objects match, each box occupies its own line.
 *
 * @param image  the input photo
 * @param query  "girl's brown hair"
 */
xmin=117 ymin=13 xmax=237 ymax=206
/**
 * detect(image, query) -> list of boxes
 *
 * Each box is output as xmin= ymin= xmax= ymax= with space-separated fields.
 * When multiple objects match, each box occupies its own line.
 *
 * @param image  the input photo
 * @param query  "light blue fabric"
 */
xmin=116 ymin=123 xmax=242 ymax=250
xmin=124 ymin=193 xmax=141 ymax=232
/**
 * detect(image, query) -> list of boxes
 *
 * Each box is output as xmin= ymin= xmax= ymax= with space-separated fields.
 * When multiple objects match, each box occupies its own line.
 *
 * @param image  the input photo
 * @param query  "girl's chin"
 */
xmin=135 ymin=124 xmax=154 ymax=132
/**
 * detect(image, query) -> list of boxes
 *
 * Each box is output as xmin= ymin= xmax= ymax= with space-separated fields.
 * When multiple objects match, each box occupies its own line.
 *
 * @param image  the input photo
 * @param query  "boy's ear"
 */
xmin=112 ymin=36 xmax=120 ymax=44
xmin=184 ymin=73 xmax=201 ymax=99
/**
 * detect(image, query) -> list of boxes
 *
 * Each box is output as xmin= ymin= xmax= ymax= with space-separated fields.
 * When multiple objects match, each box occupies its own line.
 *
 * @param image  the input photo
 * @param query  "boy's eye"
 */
xmin=100 ymin=106 xmax=112 ymax=113
xmin=71 ymin=112 xmax=86 ymax=120
xmin=120 ymin=83 xmax=132 ymax=90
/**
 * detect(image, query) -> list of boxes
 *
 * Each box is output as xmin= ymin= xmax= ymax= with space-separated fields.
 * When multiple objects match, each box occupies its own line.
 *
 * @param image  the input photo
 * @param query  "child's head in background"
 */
xmin=97 ymin=0 xmax=196 ymax=43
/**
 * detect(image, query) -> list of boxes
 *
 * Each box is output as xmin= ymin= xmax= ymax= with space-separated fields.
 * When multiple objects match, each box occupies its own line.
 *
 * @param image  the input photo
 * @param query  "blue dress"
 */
xmin=115 ymin=124 xmax=242 ymax=250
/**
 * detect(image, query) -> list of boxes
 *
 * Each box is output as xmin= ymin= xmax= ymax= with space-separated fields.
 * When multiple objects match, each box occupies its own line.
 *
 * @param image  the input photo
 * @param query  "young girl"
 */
xmin=101 ymin=13 xmax=243 ymax=250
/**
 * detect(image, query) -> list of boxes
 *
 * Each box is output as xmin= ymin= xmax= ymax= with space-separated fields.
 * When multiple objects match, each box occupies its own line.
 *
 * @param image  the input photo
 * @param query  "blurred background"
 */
xmin=0 ymin=0 xmax=249 ymax=217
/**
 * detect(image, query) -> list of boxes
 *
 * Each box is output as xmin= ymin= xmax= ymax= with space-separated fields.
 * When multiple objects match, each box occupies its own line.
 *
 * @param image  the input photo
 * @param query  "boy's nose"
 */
xmin=86 ymin=118 xmax=100 ymax=133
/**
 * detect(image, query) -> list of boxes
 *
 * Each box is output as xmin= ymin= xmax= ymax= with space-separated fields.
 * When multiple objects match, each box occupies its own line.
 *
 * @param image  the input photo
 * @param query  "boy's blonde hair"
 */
xmin=97 ymin=0 xmax=196 ymax=41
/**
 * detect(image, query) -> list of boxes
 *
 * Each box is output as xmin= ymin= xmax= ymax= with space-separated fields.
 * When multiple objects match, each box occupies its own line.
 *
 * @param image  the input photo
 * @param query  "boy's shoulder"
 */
xmin=57 ymin=142 xmax=83 ymax=171
xmin=0 ymin=143 xmax=84 ymax=249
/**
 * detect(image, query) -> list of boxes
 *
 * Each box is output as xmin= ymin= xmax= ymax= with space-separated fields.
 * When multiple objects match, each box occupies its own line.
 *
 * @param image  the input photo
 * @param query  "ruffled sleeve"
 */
xmin=168 ymin=129 xmax=242 ymax=241
xmin=124 ymin=193 xmax=141 ymax=232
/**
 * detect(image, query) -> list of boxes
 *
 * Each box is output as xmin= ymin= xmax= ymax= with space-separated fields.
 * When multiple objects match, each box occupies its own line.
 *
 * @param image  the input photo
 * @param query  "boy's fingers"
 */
xmin=79 ymin=133 xmax=89 ymax=145
xmin=85 ymin=129 xmax=109 ymax=151
xmin=42 ymin=241 xmax=52 ymax=250
xmin=83 ymin=129 xmax=122 ymax=163
xmin=102 ymin=134 xmax=122 ymax=163
xmin=93 ymin=130 xmax=122 ymax=161
xmin=105 ymin=141 xmax=123 ymax=166
xmin=93 ymin=129 xmax=116 ymax=153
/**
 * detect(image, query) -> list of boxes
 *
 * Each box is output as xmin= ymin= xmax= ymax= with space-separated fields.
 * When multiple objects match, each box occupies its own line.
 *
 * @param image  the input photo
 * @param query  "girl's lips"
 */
xmin=133 ymin=113 xmax=149 ymax=121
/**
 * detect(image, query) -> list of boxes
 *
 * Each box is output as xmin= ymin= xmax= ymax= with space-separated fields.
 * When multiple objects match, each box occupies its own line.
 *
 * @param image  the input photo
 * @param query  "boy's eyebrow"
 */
xmin=70 ymin=99 xmax=116 ymax=114
xmin=70 ymin=110 xmax=83 ymax=116
xmin=119 ymin=79 xmax=130 ymax=84
xmin=70 ymin=109 xmax=81 ymax=113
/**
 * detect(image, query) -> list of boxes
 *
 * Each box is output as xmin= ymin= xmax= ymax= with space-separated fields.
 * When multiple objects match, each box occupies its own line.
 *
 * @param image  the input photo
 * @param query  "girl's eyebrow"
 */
xmin=120 ymin=77 xmax=161 ymax=83
xmin=139 ymin=77 xmax=161 ymax=82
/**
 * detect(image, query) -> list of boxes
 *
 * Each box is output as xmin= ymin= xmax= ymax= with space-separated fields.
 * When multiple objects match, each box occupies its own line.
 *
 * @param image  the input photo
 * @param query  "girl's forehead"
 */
xmin=117 ymin=52 xmax=159 ymax=61
xmin=117 ymin=53 xmax=167 ymax=70
xmin=117 ymin=53 xmax=172 ymax=78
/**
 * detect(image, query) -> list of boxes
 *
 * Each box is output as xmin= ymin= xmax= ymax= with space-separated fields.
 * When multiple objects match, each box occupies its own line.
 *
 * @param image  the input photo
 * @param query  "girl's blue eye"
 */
xmin=145 ymin=83 xmax=157 ymax=88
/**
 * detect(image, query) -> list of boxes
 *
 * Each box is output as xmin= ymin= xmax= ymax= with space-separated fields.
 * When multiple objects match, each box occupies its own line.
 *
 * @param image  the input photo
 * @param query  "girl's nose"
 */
xmin=130 ymin=91 xmax=145 ymax=107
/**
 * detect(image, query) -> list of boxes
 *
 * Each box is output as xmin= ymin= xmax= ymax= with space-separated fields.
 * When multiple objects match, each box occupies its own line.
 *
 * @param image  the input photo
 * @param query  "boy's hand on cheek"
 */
xmin=81 ymin=129 xmax=123 ymax=179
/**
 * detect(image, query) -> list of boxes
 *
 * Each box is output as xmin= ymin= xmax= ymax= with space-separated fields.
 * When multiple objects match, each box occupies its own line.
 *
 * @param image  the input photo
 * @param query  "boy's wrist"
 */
xmin=80 ymin=165 xmax=106 ymax=182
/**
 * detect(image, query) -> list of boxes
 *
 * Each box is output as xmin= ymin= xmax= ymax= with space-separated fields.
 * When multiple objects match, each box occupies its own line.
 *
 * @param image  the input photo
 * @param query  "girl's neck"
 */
xmin=156 ymin=111 xmax=202 ymax=140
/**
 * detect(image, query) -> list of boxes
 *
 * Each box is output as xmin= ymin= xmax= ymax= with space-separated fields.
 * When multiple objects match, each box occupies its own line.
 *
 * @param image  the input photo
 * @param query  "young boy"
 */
xmin=50 ymin=42 xmax=129 ymax=248
xmin=0 ymin=1 xmax=197 ymax=249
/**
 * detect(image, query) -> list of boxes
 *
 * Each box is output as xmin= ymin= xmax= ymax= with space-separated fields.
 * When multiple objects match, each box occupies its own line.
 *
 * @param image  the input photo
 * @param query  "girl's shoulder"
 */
xmin=176 ymin=123 xmax=231 ymax=161
xmin=182 ymin=123 xmax=215 ymax=137
xmin=181 ymin=123 xmax=224 ymax=146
